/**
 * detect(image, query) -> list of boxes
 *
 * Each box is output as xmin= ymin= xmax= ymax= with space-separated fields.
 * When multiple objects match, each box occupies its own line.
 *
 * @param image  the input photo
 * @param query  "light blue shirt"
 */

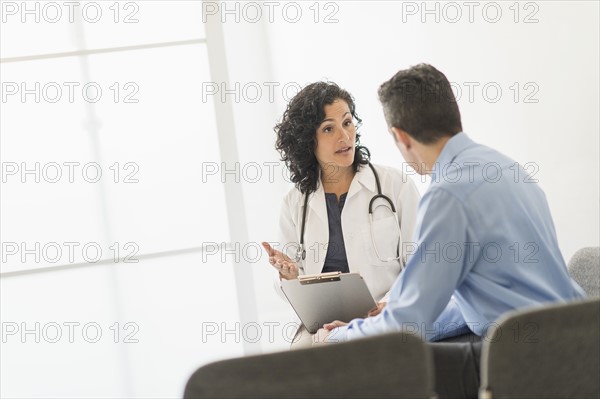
xmin=334 ymin=133 xmax=586 ymax=342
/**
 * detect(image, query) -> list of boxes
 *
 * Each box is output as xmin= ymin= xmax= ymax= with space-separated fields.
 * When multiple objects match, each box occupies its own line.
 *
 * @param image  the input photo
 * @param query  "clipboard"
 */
xmin=281 ymin=272 xmax=376 ymax=334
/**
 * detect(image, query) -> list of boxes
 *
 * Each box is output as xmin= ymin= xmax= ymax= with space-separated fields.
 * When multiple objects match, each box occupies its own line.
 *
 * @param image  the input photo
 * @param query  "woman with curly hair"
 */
xmin=261 ymin=82 xmax=420 ymax=348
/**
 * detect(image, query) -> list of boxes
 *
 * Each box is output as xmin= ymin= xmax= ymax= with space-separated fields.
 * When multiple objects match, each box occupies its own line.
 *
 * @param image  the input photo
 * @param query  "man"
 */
xmin=313 ymin=64 xmax=586 ymax=398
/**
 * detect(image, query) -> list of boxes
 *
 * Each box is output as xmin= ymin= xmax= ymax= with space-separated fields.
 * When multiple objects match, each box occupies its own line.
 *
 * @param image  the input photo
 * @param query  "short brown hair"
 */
xmin=378 ymin=64 xmax=462 ymax=144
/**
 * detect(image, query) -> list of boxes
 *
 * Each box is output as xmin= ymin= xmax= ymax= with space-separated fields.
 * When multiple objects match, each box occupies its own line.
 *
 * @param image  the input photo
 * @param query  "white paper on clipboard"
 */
xmin=280 ymin=272 xmax=376 ymax=333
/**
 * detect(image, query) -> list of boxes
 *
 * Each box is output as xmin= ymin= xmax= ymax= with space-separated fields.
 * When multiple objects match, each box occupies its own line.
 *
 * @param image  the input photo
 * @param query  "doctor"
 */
xmin=261 ymin=81 xmax=420 ymax=348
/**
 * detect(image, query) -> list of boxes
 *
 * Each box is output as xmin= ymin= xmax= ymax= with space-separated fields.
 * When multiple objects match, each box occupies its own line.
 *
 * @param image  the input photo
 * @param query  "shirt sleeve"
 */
xmin=429 ymin=296 xmax=470 ymax=341
xmin=338 ymin=187 xmax=477 ymax=342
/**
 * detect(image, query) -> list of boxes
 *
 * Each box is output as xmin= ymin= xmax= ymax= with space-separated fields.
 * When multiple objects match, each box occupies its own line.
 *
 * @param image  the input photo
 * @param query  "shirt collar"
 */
xmin=431 ymin=132 xmax=472 ymax=182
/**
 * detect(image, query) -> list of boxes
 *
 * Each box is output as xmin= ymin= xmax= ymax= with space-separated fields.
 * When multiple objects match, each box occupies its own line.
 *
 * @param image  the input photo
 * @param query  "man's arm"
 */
xmin=334 ymin=188 xmax=478 ymax=342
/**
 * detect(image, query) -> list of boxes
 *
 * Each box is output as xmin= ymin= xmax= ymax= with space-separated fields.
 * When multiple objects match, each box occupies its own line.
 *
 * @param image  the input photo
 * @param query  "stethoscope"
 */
xmin=294 ymin=162 xmax=403 ymax=264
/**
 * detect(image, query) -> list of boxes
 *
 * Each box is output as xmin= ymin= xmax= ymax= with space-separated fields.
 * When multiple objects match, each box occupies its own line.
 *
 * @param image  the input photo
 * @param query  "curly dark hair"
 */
xmin=274 ymin=82 xmax=370 ymax=194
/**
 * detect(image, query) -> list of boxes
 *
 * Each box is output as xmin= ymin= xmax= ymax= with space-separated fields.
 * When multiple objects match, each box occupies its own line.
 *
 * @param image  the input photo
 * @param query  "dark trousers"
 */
xmin=428 ymin=333 xmax=483 ymax=399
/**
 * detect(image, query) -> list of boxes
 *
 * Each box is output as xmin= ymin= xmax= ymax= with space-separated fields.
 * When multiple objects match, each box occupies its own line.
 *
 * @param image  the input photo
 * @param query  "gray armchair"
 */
xmin=568 ymin=247 xmax=600 ymax=298
xmin=479 ymin=297 xmax=600 ymax=399
xmin=184 ymin=332 xmax=436 ymax=399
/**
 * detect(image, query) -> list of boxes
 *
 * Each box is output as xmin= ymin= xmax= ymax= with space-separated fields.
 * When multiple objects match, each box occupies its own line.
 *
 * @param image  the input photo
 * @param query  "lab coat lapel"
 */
xmin=308 ymin=179 xmax=328 ymax=225
xmin=304 ymin=181 xmax=328 ymax=274
xmin=347 ymin=164 xmax=377 ymax=200
xmin=342 ymin=165 xmax=378 ymax=274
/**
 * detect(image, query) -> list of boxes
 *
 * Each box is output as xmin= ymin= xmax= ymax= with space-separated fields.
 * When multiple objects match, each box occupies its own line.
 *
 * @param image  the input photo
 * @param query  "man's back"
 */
xmin=424 ymin=133 xmax=585 ymax=335
xmin=339 ymin=132 xmax=585 ymax=341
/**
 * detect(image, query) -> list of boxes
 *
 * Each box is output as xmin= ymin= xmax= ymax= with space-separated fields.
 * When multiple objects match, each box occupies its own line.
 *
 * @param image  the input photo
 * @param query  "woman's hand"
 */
xmin=261 ymin=242 xmax=299 ymax=280
xmin=367 ymin=302 xmax=387 ymax=317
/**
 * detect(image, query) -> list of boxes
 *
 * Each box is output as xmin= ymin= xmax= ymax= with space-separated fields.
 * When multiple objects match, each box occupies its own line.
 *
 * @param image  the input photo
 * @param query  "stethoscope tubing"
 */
xmin=296 ymin=162 xmax=401 ymax=263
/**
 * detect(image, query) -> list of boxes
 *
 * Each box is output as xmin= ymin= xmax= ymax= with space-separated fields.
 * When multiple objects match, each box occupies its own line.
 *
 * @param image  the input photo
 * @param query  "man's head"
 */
xmin=378 ymin=64 xmax=462 ymax=173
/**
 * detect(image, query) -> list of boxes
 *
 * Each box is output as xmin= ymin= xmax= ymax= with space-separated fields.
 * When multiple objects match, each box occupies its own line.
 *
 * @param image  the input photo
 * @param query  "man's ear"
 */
xmin=391 ymin=127 xmax=411 ymax=149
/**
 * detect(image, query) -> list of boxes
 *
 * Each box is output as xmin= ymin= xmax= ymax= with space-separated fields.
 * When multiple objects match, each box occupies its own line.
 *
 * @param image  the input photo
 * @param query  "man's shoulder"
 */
xmin=435 ymin=144 xmax=515 ymax=194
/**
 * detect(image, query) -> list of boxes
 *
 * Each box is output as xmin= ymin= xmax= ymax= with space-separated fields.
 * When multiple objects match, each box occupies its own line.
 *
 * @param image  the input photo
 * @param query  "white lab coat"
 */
xmin=275 ymin=163 xmax=421 ymax=303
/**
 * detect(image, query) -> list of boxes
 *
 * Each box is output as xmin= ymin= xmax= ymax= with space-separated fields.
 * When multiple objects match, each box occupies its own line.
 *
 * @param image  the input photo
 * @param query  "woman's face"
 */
xmin=314 ymin=99 xmax=356 ymax=172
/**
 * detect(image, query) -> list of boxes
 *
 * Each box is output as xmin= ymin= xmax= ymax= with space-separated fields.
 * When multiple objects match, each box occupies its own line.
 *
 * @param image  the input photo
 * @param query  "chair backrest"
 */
xmin=184 ymin=332 xmax=436 ymax=399
xmin=568 ymin=247 xmax=600 ymax=298
xmin=480 ymin=298 xmax=600 ymax=399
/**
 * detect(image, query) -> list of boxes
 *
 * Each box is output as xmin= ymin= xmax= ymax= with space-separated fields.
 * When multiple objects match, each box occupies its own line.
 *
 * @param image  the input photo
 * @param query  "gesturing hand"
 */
xmin=261 ymin=242 xmax=299 ymax=280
